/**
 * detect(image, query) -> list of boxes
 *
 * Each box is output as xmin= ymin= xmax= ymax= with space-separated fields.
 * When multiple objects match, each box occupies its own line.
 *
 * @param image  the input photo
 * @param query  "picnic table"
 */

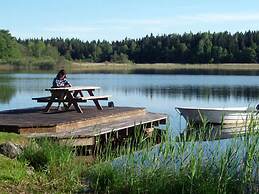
xmin=32 ymin=86 xmax=111 ymax=113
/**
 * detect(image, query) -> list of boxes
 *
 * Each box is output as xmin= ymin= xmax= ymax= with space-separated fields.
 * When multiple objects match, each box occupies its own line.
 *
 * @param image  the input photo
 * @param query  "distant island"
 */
xmin=0 ymin=29 xmax=259 ymax=71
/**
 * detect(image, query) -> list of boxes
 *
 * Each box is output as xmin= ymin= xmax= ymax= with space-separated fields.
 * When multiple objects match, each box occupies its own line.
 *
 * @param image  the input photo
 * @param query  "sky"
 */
xmin=1 ymin=0 xmax=259 ymax=41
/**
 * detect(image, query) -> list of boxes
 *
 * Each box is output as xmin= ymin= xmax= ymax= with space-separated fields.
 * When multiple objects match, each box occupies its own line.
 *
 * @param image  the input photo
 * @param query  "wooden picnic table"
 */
xmin=33 ymin=86 xmax=111 ymax=113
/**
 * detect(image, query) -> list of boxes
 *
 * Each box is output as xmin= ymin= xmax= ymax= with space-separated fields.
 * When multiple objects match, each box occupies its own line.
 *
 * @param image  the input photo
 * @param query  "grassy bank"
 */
xmin=0 ymin=57 xmax=71 ymax=72
xmin=0 ymin=125 xmax=258 ymax=193
xmin=2 ymin=61 xmax=259 ymax=74
xmin=70 ymin=62 xmax=259 ymax=73
xmin=0 ymin=137 xmax=85 ymax=193
xmin=0 ymin=132 xmax=27 ymax=145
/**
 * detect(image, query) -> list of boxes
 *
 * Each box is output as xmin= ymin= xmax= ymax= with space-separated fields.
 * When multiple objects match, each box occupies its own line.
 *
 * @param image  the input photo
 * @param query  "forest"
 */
xmin=1 ymin=29 xmax=259 ymax=69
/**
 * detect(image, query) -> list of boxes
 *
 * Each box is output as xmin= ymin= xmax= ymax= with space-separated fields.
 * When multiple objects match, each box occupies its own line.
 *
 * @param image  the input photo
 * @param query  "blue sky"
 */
xmin=1 ymin=0 xmax=259 ymax=41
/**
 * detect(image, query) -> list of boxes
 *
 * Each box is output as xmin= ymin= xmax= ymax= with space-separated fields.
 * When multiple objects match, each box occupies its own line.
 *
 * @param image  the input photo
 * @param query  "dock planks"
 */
xmin=0 ymin=106 xmax=167 ymax=146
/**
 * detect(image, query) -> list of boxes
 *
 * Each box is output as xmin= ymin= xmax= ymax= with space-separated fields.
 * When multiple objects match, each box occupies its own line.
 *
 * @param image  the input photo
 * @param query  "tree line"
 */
xmin=1 ymin=29 xmax=259 ymax=66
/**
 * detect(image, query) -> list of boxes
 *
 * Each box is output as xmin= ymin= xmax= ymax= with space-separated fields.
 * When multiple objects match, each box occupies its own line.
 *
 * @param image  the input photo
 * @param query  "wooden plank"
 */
xmin=46 ymin=87 xmax=69 ymax=91
xmin=65 ymin=91 xmax=83 ymax=113
xmin=45 ymin=86 xmax=100 ymax=91
xmin=89 ymin=113 xmax=167 ymax=136
xmin=44 ymin=95 xmax=56 ymax=112
xmin=0 ymin=106 xmax=147 ymax=133
xmin=35 ymin=95 xmax=111 ymax=102
xmin=25 ymin=112 xmax=167 ymax=139
xmin=34 ymin=99 xmax=84 ymax=103
xmin=54 ymin=108 xmax=146 ymax=132
xmin=58 ymin=137 xmax=96 ymax=146
xmin=87 ymin=90 xmax=103 ymax=110
xmin=32 ymin=96 xmax=51 ymax=101
xmin=19 ymin=126 xmax=57 ymax=134
xmin=79 ymin=95 xmax=111 ymax=101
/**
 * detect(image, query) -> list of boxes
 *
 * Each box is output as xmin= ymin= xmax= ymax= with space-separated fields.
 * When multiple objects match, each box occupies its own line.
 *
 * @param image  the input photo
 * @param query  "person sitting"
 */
xmin=52 ymin=69 xmax=72 ymax=88
xmin=52 ymin=69 xmax=72 ymax=110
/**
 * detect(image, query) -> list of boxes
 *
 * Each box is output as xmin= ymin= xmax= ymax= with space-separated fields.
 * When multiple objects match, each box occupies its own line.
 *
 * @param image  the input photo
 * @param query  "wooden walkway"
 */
xmin=0 ymin=106 xmax=167 ymax=146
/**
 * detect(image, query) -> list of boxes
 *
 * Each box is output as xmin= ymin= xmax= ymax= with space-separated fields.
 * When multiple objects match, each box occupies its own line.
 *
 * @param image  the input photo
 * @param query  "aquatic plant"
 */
xmin=86 ymin=123 xmax=259 ymax=194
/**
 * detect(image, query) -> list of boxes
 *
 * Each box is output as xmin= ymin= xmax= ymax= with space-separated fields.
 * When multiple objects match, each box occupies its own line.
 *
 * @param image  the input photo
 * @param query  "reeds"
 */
xmin=86 ymin=120 xmax=259 ymax=194
xmin=1 ymin=119 xmax=257 ymax=193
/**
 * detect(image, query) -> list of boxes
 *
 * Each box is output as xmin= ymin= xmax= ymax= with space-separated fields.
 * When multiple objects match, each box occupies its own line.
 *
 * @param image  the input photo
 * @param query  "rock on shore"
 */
xmin=0 ymin=141 xmax=23 ymax=159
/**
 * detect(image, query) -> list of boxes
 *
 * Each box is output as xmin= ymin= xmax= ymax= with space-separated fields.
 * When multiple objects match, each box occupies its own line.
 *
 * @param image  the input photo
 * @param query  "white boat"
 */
xmin=175 ymin=106 xmax=251 ymax=124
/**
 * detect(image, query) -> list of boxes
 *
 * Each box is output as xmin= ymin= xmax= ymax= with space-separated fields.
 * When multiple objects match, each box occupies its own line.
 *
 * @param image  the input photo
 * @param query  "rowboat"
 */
xmin=175 ymin=106 xmax=251 ymax=124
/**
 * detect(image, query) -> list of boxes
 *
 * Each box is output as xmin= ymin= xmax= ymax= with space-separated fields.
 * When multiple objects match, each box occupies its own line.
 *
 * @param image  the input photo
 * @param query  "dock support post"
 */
xmin=105 ymin=133 xmax=108 ymax=142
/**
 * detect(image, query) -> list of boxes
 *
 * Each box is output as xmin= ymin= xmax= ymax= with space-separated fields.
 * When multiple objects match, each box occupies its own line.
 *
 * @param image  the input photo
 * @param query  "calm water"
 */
xmin=1 ymin=73 xmax=259 ymax=134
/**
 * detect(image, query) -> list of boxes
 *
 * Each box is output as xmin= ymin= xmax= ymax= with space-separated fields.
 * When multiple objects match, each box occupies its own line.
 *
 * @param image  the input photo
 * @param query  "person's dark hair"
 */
xmin=56 ymin=69 xmax=66 ymax=79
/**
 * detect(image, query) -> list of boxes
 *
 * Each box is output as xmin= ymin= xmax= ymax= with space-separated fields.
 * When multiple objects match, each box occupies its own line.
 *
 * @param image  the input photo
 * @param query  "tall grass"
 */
xmin=85 ymin=121 xmax=259 ymax=194
xmin=1 ymin=119 xmax=258 ymax=193
xmin=17 ymin=138 xmax=84 ymax=193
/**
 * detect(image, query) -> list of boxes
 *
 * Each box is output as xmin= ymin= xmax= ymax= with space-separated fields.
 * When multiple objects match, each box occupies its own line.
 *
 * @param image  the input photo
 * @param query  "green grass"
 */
xmin=0 ymin=155 xmax=27 ymax=182
xmin=0 ymin=132 xmax=27 ymax=145
xmin=0 ymin=136 xmax=84 ymax=193
xmin=0 ymin=122 xmax=258 ymax=193
xmin=18 ymin=139 xmax=85 ymax=193
xmin=0 ymin=155 xmax=29 ymax=194
xmin=85 ymin=124 xmax=259 ymax=194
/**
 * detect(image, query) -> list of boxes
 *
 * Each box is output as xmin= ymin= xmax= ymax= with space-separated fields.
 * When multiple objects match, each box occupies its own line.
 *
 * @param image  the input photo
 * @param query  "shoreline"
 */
xmin=1 ymin=62 xmax=259 ymax=73
xmin=70 ymin=62 xmax=259 ymax=74
xmin=72 ymin=62 xmax=259 ymax=69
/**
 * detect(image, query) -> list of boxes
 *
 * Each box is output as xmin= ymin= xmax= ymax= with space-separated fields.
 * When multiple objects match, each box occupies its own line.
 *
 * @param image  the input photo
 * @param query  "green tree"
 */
xmin=100 ymin=41 xmax=113 ymax=61
xmin=196 ymin=34 xmax=212 ymax=63
xmin=27 ymin=40 xmax=46 ymax=57
xmin=43 ymin=44 xmax=59 ymax=58
xmin=241 ymin=47 xmax=257 ymax=63
xmin=111 ymin=51 xmax=131 ymax=63
xmin=13 ymin=30 xmax=259 ymax=64
xmin=0 ymin=30 xmax=21 ymax=59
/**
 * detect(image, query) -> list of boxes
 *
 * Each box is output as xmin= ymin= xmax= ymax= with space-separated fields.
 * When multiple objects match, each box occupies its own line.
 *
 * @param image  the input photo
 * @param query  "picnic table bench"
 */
xmin=32 ymin=86 xmax=111 ymax=113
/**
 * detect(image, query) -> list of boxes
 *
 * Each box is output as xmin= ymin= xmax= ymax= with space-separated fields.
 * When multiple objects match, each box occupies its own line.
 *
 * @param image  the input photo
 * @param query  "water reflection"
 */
xmin=2 ymin=74 xmax=259 ymax=102
xmin=178 ymin=125 xmax=247 ymax=141
xmin=0 ymin=85 xmax=16 ymax=103
xmin=131 ymin=68 xmax=259 ymax=75
xmin=87 ymin=68 xmax=259 ymax=75
xmin=119 ymin=85 xmax=259 ymax=101
xmin=0 ymin=75 xmax=16 ymax=103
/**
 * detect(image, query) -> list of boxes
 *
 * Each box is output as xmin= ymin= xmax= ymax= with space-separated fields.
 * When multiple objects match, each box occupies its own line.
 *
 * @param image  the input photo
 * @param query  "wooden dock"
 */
xmin=0 ymin=106 xmax=167 ymax=147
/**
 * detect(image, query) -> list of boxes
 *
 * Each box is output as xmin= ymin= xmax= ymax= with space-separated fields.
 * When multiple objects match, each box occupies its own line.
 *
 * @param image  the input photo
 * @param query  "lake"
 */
xmin=1 ymin=73 xmax=259 ymax=135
